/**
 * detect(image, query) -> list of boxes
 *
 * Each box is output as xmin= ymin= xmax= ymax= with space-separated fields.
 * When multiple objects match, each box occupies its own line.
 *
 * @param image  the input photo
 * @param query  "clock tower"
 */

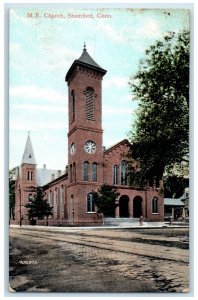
xmin=65 ymin=44 xmax=107 ymax=224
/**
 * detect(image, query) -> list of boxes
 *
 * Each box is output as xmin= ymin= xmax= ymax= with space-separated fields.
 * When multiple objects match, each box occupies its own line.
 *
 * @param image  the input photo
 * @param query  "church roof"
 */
xmin=36 ymin=168 xmax=66 ymax=186
xmin=65 ymin=44 xmax=107 ymax=82
xmin=21 ymin=133 xmax=36 ymax=165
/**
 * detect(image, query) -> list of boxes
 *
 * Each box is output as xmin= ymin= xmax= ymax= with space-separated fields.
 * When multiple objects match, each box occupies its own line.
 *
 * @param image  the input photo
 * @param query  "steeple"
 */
xmin=65 ymin=44 xmax=106 ymax=82
xmin=21 ymin=132 xmax=36 ymax=165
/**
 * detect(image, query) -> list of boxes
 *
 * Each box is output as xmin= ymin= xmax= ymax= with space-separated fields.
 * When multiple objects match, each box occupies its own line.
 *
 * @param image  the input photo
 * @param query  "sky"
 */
xmin=9 ymin=8 xmax=189 ymax=170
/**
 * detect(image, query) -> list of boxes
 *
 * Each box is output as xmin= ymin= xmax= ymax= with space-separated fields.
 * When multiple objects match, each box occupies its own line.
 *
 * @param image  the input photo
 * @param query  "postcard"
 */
xmin=9 ymin=7 xmax=190 ymax=293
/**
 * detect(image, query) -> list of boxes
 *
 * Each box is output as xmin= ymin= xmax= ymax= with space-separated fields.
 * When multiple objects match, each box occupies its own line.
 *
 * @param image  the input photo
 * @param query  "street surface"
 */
xmin=9 ymin=226 xmax=189 ymax=293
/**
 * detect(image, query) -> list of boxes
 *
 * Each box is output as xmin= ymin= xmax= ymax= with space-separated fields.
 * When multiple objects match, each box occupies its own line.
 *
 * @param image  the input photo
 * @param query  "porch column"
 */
xmin=171 ymin=207 xmax=174 ymax=219
xmin=115 ymin=200 xmax=119 ymax=218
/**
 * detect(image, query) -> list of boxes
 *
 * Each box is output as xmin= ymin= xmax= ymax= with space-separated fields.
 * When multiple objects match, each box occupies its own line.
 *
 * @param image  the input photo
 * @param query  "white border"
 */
xmin=2 ymin=1 xmax=197 ymax=300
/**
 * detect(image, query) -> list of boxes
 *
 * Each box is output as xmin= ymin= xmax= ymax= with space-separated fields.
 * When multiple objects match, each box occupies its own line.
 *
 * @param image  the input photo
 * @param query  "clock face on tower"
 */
xmin=70 ymin=143 xmax=75 ymax=155
xmin=84 ymin=140 xmax=96 ymax=154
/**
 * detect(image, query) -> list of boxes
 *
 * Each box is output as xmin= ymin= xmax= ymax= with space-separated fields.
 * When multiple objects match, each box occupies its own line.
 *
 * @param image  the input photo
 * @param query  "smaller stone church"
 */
xmin=12 ymin=45 xmax=164 ymax=226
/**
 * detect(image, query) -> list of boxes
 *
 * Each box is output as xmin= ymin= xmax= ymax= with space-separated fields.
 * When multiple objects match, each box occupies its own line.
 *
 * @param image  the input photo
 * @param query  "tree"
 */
xmin=9 ymin=171 xmax=16 ymax=220
xmin=25 ymin=187 xmax=53 ymax=221
xmin=128 ymin=30 xmax=189 ymax=182
xmin=93 ymin=184 xmax=119 ymax=217
xmin=163 ymin=175 xmax=189 ymax=199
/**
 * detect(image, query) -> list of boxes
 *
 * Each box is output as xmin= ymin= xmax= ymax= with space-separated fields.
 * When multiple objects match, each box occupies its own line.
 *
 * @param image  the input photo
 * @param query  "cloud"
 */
xmin=97 ymin=23 xmax=126 ymax=43
xmin=97 ymin=16 xmax=160 ymax=48
xmin=40 ymin=45 xmax=79 ymax=61
xmin=103 ymin=76 xmax=129 ymax=89
xmin=103 ymin=105 xmax=135 ymax=116
xmin=120 ymin=17 xmax=161 ymax=53
xmin=10 ymin=120 xmax=67 ymax=131
xmin=9 ymin=85 xmax=65 ymax=103
xmin=105 ymin=92 xmax=134 ymax=105
xmin=11 ymin=103 xmax=67 ymax=113
xmin=137 ymin=17 xmax=161 ymax=38
xmin=37 ymin=45 xmax=80 ymax=71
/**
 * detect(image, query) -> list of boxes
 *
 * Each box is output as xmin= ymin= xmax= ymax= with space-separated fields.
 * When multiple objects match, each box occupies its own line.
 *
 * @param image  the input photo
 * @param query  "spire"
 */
xmin=65 ymin=45 xmax=107 ymax=82
xmin=21 ymin=132 xmax=36 ymax=165
xmin=77 ymin=46 xmax=103 ymax=69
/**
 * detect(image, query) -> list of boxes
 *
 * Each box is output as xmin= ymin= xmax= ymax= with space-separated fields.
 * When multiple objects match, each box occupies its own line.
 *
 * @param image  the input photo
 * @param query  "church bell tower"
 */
xmin=15 ymin=132 xmax=37 ymax=224
xmin=65 ymin=44 xmax=107 ymax=224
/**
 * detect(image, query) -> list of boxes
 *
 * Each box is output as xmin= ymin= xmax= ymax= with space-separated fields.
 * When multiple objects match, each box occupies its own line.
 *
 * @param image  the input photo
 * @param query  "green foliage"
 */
xmin=93 ymin=184 xmax=119 ymax=217
xmin=163 ymin=175 xmax=189 ymax=198
xmin=129 ymin=30 xmax=189 ymax=181
xmin=9 ymin=171 xmax=15 ymax=220
xmin=25 ymin=187 xmax=53 ymax=220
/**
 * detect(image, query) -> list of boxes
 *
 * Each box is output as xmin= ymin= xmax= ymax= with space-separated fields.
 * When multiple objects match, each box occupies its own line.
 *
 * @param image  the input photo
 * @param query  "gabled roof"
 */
xmin=65 ymin=44 xmax=107 ymax=82
xmin=104 ymin=139 xmax=132 ymax=155
xmin=21 ymin=133 xmax=36 ymax=165
xmin=164 ymin=198 xmax=185 ymax=206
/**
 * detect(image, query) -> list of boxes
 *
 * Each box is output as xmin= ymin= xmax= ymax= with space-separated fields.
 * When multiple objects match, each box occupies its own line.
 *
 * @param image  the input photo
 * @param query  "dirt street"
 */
xmin=9 ymin=226 xmax=189 ymax=293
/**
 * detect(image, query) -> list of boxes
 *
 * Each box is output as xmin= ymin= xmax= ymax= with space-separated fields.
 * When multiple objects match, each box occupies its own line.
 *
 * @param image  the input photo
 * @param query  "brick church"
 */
xmin=12 ymin=45 xmax=164 ymax=226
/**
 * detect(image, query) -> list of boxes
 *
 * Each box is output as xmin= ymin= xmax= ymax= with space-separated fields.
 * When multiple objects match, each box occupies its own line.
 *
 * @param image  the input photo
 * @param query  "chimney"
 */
xmin=51 ymin=173 xmax=55 ymax=180
xmin=58 ymin=170 xmax=61 ymax=177
xmin=43 ymin=164 xmax=46 ymax=169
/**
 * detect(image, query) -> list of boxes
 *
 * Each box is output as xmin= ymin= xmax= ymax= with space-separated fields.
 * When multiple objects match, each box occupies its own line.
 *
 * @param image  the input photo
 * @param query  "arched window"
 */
xmin=87 ymin=193 xmax=95 ymax=213
xmin=27 ymin=171 xmax=30 ymax=181
xmin=92 ymin=162 xmax=97 ymax=182
xmin=113 ymin=165 xmax=118 ymax=185
xmin=71 ymin=90 xmax=75 ymax=122
xmin=152 ymin=197 xmax=158 ymax=213
xmin=121 ymin=160 xmax=127 ymax=185
xmin=85 ymin=87 xmax=94 ymax=120
xmin=28 ymin=194 xmax=33 ymax=203
xmin=50 ymin=190 xmax=53 ymax=213
xmin=48 ymin=190 xmax=52 ymax=206
xmin=30 ymin=171 xmax=33 ymax=181
xmin=73 ymin=162 xmax=76 ymax=182
xmin=83 ymin=161 xmax=89 ymax=181
xmin=70 ymin=164 xmax=73 ymax=183
xmin=60 ymin=185 xmax=64 ymax=211
xmin=54 ymin=189 xmax=58 ymax=213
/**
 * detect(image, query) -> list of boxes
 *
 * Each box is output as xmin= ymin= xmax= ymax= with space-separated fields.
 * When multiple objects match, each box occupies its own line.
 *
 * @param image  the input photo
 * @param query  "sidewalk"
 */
xmin=9 ymin=221 xmax=189 ymax=232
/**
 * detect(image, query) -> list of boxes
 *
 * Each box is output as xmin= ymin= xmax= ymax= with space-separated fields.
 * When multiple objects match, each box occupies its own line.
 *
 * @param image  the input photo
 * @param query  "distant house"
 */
xmin=164 ymin=188 xmax=189 ymax=221
xmin=179 ymin=188 xmax=189 ymax=219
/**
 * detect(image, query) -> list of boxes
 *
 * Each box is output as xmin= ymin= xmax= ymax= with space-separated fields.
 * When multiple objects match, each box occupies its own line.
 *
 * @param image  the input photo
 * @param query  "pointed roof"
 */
xmin=21 ymin=133 xmax=36 ymax=165
xmin=65 ymin=44 xmax=107 ymax=82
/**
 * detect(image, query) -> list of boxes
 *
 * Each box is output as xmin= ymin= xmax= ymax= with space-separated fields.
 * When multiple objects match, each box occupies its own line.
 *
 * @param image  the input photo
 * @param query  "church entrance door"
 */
xmin=119 ymin=195 xmax=129 ymax=218
xmin=133 ymin=196 xmax=143 ymax=217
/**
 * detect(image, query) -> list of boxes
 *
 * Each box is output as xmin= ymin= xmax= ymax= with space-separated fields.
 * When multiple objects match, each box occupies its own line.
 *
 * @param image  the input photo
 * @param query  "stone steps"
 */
xmin=103 ymin=218 xmax=140 ymax=226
